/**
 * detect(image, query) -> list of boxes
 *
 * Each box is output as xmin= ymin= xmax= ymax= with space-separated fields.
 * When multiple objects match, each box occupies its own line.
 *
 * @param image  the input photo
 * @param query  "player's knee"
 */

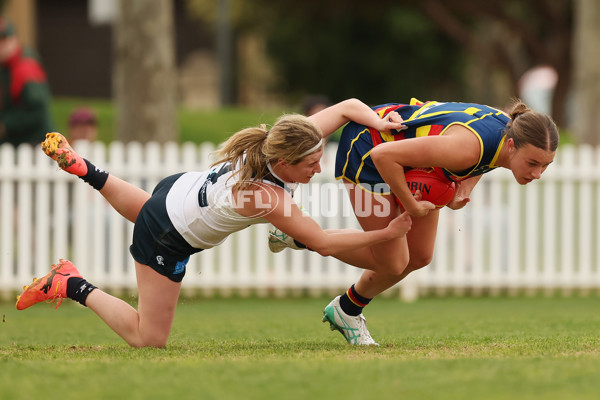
xmin=128 ymin=331 xmax=169 ymax=348
xmin=409 ymin=253 xmax=434 ymax=270
xmin=373 ymin=252 xmax=409 ymax=276
xmin=143 ymin=334 xmax=169 ymax=348
xmin=389 ymin=261 xmax=409 ymax=277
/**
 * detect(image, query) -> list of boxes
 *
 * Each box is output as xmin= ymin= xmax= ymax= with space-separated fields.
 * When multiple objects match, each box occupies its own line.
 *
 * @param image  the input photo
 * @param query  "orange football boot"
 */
xmin=41 ymin=132 xmax=88 ymax=176
xmin=16 ymin=259 xmax=82 ymax=310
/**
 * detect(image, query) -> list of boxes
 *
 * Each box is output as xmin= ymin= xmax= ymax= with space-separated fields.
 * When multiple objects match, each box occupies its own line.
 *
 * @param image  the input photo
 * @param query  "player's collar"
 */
xmin=266 ymin=162 xmax=298 ymax=194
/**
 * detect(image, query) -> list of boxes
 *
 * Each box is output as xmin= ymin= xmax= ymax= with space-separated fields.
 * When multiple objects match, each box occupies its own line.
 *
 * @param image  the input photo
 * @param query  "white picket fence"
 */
xmin=1 ymin=141 xmax=599 ymax=300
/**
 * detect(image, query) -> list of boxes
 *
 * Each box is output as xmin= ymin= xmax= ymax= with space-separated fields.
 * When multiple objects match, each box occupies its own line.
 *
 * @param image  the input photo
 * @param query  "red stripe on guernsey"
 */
xmin=347 ymin=288 xmax=368 ymax=308
xmin=428 ymin=124 xmax=444 ymax=136
xmin=375 ymin=104 xmax=406 ymax=115
xmin=369 ymin=127 xmax=383 ymax=147
xmin=369 ymin=104 xmax=410 ymax=147
xmin=393 ymin=131 xmax=406 ymax=141
xmin=10 ymin=58 xmax=48 ymax=104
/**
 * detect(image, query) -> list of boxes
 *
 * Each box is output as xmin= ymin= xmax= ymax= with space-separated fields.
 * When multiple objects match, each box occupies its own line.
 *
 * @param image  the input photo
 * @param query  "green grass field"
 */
xmin=1 ymin=295 xmax=599 ymax=400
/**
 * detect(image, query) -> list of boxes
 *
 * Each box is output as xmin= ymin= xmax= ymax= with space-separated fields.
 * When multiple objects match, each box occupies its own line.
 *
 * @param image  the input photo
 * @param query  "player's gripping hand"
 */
xmin=405 ymin=189 xmax=436 ymax=218
xmin=387 ymin=211 xmax=413 ymax=238
xmin=374 ymin=110 xmax=408 ymax=133
xmin=446 ymin=195 xmax=470 ymax=210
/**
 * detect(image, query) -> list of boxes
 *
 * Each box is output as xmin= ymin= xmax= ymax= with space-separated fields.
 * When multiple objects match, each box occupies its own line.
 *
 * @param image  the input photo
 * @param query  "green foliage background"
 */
xmin=187 ymin=0 xmax=465 ymax=105
xmin=264 ymin=6 xmax=464 ymax=104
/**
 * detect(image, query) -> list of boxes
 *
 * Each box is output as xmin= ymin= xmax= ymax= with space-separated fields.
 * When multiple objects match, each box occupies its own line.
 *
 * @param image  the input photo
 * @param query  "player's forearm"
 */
xmin=306 ymin=228 xmax=393 ymax=257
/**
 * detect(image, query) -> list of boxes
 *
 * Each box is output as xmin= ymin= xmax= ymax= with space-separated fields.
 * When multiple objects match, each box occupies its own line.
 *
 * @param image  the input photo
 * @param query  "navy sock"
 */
xmin=66 ymin=277 xmax=97 ymax=307
xmin=293 ymin=239 xmax=308 ymax=249
xmin=339 ymin=284 xmax=372 ymax=316
xmin=80 ymin=159 xmax=109 ymax=190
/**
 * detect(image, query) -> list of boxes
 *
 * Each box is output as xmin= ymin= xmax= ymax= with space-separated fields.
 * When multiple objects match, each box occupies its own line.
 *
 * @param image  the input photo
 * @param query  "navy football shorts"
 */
xmin=335 ymin=121 xmax=391 ymax=194
xmin=129 ymin=173 xmax=202 ymax=282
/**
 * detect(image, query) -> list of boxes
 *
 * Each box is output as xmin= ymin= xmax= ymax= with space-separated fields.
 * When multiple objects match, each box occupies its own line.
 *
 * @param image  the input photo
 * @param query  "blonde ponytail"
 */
xmin=212 ymin=114 xmax=323 ymax=190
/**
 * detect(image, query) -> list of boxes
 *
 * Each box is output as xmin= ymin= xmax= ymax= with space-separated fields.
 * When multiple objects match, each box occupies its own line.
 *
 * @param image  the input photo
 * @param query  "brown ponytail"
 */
xmin=505 ymin=99 xmax=559 ymax=151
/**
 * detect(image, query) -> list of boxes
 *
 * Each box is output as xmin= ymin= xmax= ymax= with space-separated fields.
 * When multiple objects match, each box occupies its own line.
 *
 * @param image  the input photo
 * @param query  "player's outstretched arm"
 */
xmin=308 ymin=98 xmax=407 ymax=138
xmin=261 ymin=190 xmax=412 ymax=257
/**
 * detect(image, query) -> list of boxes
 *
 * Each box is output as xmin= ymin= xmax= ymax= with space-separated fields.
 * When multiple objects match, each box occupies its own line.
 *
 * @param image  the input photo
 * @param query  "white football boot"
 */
xmin=267 ymin=227 xmax=305 ymax=253
xmin=322 ymin=296 xmax=379 ymax=346
xmin=267 ymin=205 xmax=309 ymax=253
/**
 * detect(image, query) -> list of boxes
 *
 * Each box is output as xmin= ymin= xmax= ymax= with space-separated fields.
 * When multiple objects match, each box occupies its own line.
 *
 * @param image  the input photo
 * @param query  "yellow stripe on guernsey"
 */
xmin=405 ymin=103 xmax=497 ymax=140
xmin=401 ymin=103 xmax=505 ymax=180
xmin=442 ymin=121 xmax=484 ymax=180
xmin=488 ymin=128 xmax=507 ymax=168
xmin=442 ymin=110 xmax=506 ymax=179
xmin=341 ymin=127 xmax=370 ymax=182
xmin=415 ymin=126 xmax=431 ymax=138
xmin=355 ymin=148 xmax=373 ymax=183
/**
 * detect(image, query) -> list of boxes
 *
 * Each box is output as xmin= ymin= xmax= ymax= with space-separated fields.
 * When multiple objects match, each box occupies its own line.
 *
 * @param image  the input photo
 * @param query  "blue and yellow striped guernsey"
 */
xmin=335 ymin=98 xmax=510 ymax=194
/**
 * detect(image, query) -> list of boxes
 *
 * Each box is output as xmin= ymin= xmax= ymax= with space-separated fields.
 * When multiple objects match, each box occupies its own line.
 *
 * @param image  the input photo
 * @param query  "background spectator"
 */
xmin=68 ymin=106 xmax=98 ymax=142
xmin=0 ymin=17 xmax=54 ymax=146
xmin=301 ymin=94 xmax=330 ymax=116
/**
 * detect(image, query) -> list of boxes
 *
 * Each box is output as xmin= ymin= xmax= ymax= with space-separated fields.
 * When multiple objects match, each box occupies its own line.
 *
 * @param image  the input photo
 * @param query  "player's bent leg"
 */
xmin=98 ymin=175 xmax=151 ymax=223
xmin=86 ymin=261 xmax=181 ymax=348
xmin=134 ymin=261 xmax=181 ymax=347
xmin=355 ymin=209 xmax=441 ymax=297
xmin=321 ymin=185 xmax=409 ymax=345
xmin=404 ymin=209 xmax=440 ymax=272
xmin=345 ymin=185 xmax=410 ymax=275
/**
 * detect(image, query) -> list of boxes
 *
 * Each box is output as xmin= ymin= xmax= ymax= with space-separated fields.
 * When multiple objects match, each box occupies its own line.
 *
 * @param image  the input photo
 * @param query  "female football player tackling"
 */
xmin=270 ymin=98 xmax=559 ymax=345
xmin=16 ymin=99 xmax=413 ymax=348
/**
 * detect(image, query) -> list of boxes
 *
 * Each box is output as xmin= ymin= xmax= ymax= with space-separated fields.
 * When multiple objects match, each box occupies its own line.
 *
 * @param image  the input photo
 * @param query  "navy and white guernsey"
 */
xmin=165 ymin=160 xmax=297 ymax=249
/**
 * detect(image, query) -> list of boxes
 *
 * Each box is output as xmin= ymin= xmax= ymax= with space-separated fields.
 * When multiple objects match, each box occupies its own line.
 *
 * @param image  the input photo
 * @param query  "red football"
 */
xmin=397 ymin=168 xmax=456 ymax=209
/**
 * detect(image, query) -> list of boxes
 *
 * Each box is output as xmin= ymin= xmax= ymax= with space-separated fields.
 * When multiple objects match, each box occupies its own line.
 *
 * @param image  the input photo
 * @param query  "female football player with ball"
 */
xmin=270 ymin=98 xmax=559 ymax=346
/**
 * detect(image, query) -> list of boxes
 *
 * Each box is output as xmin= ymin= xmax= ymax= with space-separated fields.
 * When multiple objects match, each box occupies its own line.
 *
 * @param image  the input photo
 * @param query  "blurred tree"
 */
xmin=415 ymin=0 xmax=573 ymax=127
xmin=114 ymin=0 xmax=177 ymax=143
xmin=572 ymin=0 xmax=600 ymax=145
xmin=216 ymin=0 xmax=234 ymax=105
xmin=188 ymin=0 xmax=578 ymax=130
xmin=261 ymin=2 xmax=465 ymax=105
xmin=186 ymin=0 xmax=465 ymax=106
